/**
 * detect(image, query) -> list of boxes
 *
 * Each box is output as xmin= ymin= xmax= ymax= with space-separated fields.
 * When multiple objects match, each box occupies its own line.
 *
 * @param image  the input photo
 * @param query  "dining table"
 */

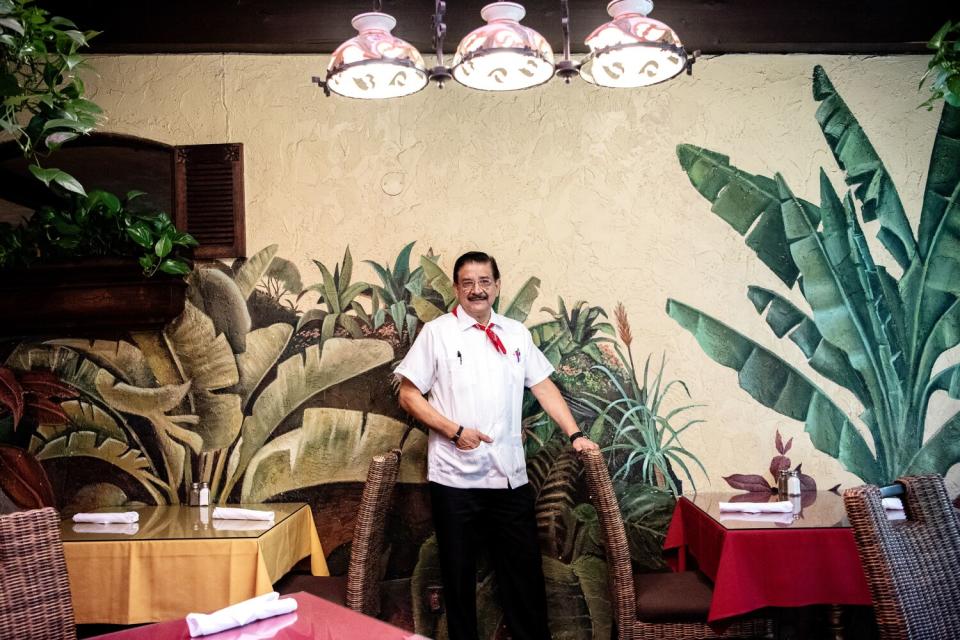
xmin=88 ymin=591 xmax=424 ymax=640
xmin=663 ymin=491 xmax=875 ymax=624
xmin=61 ymin=503 xmax=329 ymax=625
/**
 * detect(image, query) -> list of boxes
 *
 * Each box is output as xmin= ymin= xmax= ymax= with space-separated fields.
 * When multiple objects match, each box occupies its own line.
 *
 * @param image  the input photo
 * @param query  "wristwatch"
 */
xmin=569 ymin=431 xmax=585 ymax=444
xmin=451 ymin=425 xmax=464 ymax=444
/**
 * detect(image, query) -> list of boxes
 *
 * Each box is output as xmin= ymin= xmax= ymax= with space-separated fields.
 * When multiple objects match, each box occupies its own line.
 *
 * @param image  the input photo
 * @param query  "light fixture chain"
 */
xmin=373 ymin=0 xmax=383 ymax=13
xmin=560 ymin=0 xmax=571 ymax=62
xmin=432 ymin=0 xmax=447 ymax=65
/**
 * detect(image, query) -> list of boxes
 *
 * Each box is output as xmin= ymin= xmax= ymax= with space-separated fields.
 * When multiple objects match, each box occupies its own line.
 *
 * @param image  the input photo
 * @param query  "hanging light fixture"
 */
xmin=580 ymin=0 xmax=688 ymax=88
xmin=314 ymin=0 xmax=691 ymax=98
xmin=452 ymin=2 xmax=555 ymax=92
xmin=316 ymin=1 xmax=428 ymax=99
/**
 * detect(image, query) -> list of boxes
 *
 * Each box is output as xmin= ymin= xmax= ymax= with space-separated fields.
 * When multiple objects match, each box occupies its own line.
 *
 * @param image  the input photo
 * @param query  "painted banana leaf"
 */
xmin=233 ymin=244 xmax=279 ymax=299
xmin=164 ymin=301 xmax=243 ymax=451
xmin=667 ymin=299 xmax=883 ymax=484
xmin=241 ymin=408 xmax=426 ymax=502
xmin=223 ymin=338 xmax=394 ymax=498
xmin=674 ymin=66 xmax=960 ymax=484
xmin=231 ymin=323 xmax=294 ymax=408
xmin=494 ymin=277 xmax=542 ymax=322
xmin=45 ymin=339 xmax=157 ymax=388
xmin=31 ymin=429 xmax=166 ymax=504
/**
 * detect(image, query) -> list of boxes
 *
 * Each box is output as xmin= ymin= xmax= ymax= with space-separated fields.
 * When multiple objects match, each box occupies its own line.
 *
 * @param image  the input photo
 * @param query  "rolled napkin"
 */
xmin=212 ymin=507 xmax=275 ymax=521
xmin=72 ymin=511 xmax=139 ymax=524
xmin=212 ymin=519 xmax=272 ymax=532
xmin=72 ymin=522 xmax=139 ymax=535
xmin=186 ymin=591 xmax=297 ymax=637
xmin=882 ymin=497 xmax=904 ymax=510
xmin=718 ymin=500 xmax=793 ymax=514
xmin=719 ymin=512 xmax=795 ymax=525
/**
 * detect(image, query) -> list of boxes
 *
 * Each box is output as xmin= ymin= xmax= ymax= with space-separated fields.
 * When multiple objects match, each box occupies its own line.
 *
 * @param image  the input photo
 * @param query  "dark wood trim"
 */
xmin=37 ymin=0 xmax=953 ymax=55
xmin=0 ymin=259 xmax=186 ymax=336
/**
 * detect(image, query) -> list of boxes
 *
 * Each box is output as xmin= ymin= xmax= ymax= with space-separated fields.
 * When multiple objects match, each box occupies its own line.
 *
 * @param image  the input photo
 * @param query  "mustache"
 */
xmin=467 ymin=293 xmax=488 ymax=301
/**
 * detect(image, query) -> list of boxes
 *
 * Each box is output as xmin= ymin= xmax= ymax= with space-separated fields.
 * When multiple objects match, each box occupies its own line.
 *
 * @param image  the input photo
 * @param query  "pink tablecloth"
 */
xmin=663 ymin=497 xmax=872 ymax=622
xmin=91 ymin=592 xmax=418 ymax=640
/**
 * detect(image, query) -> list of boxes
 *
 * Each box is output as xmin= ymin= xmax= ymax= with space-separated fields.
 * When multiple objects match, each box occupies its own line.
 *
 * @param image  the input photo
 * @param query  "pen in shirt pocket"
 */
xmin=457 ymin=351 xmax=462 ymax=365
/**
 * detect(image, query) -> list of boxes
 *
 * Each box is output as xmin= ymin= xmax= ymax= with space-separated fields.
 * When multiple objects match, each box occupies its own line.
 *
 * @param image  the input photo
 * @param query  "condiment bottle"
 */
xmin=189 ymin=482 xmax=201 ymax=506
xmin=777 ymin=469 xmax=790 ymax=497
xmin=199 ymin=482 xmax=210 ymax=507
xmin=787 ymin=470 xmax=802 ymax=496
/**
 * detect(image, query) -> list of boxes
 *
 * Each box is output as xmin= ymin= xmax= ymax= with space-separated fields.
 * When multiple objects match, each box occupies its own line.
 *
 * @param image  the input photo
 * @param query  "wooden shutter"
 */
xmin=173 ymin=143 xmax=246 ymax=259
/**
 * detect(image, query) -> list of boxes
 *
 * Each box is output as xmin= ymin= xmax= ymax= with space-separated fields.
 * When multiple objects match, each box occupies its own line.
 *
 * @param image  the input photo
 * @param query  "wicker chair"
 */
xmin=277 ymin=449 xmax=401 ymax=616
xmin=843 ymin=474 xmax=960 ymax=639
xmin=579 ymin=450 xmax=772 ymax=640
xmin=0 ymin=507 xmax=77 ymax=640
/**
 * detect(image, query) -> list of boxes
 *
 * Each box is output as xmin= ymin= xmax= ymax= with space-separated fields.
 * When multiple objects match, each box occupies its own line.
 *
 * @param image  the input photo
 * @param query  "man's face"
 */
xmin=455 ymin=261 xmax=500 ymax=322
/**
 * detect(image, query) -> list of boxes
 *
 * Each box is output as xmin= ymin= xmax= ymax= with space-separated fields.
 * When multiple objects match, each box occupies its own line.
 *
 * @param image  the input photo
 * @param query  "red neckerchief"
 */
xmin=453 ymin=306 xmax=507 ymax=355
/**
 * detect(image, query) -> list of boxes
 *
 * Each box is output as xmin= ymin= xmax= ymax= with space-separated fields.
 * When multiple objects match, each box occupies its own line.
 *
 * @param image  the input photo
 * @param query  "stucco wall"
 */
xmin=85 ymin=53 xmax=955 ymax=494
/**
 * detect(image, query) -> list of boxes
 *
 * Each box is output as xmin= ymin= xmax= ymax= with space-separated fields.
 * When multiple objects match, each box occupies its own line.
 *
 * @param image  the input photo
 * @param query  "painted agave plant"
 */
xmin=7 ymin=245 xmax=425 ymax=506
xmin=670 ymin=65 xmax=960 ymax=485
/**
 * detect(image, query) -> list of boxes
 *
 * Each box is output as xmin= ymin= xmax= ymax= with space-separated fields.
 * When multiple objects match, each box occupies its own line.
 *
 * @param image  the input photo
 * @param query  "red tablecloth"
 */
xmin=91 ymin=592 xmax=417 ymax=640
xmin=663 ymin=496 xmax=872 ymax=622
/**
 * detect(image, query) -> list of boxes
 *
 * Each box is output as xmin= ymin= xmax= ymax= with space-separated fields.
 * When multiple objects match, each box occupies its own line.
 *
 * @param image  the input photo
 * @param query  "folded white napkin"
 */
xmin=212 ymin=519 xmax=272 ymax=532
xmin=719 ymin=512 xmax=795 ymax=525
xmin=72 ymin=523 xmax=139 ymax=535
xmin=186 ymin=592 xmax=297 ymax=637
xmin=886 ymin=509 xmax=907 ymax=521
xmin=212 ymin=507 xmax=275 ymax=521
xmin=882 ymin=497 xmax=904 ymax=510
xmin=718 ymin=500 xmax=793 ymax=513
xmin=72 ymin=511 xmax=139 ymax=524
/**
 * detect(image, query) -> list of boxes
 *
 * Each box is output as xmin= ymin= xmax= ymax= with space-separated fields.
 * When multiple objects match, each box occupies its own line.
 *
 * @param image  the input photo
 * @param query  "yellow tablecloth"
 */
xmin=63 ymin=504 xmax=329 ymax=624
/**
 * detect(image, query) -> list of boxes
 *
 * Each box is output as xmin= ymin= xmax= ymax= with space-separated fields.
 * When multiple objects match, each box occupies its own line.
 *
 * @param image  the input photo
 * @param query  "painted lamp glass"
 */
xmin=452 ymin=2 xmax=555 ymax=91
xmin=325 ymin=12 xmax=428 ymax=99
xmin=580 ymin=0 xmax=687 ymax=88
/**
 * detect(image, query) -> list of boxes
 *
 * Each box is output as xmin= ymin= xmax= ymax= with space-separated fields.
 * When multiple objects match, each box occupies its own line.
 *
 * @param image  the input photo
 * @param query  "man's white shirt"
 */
xmin=394 ymin=305 xmax=554 ymax=489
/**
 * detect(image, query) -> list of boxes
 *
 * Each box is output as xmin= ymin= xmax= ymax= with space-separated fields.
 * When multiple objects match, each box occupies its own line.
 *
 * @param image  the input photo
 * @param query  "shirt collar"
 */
xmin=454 ymin=305 xmax=503 ymax=332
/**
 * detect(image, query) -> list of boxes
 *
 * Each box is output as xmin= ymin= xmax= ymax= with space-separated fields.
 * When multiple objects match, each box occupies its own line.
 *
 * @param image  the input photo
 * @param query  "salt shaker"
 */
xmin=199 ymin=482 xmax=210 ymax=507
xmin=189 ymin=482 xmax=201 ymax=506
xmin=787 ymin=470 xmax=802 ymax=496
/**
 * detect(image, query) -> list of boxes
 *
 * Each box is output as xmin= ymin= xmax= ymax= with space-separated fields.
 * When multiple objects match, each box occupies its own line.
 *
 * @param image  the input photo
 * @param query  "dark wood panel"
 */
xmin=38 ymin=0 xmax=954 ymax=55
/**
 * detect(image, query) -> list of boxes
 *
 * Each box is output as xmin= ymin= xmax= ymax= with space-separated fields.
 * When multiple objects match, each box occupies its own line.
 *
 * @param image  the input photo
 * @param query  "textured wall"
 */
xmin=85 ymin=53 xmax=954 ymax=494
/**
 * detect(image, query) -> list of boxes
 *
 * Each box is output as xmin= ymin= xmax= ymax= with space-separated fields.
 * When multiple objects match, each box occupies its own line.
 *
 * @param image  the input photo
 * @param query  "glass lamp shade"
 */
xmin=452 ymin=2 xmax=555 ymax=91
xmin=581 ymin=0 xmax=687 ymax=88
xmin=325 ymin=12 xmax=428 ymax=99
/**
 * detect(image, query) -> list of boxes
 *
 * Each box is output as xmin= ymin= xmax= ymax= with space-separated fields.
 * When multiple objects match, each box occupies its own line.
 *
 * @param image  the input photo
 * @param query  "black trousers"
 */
xmin=430 ymin=481 xmax=551 ymax=640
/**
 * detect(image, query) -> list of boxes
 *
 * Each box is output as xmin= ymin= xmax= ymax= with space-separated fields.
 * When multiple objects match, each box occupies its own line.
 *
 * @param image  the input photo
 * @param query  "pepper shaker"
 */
xmin=189 ymin=482 xmax=201 ymax=506
xmin=777 ymin=469 xmax=790 ymax=497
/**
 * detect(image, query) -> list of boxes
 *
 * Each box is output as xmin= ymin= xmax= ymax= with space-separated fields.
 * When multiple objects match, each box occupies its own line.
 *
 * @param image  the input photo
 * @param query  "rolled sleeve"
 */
xmin=394 ymin=323 xmax=436 ymax=394
xmin=523 ymin=328 xmax=554 ymax=387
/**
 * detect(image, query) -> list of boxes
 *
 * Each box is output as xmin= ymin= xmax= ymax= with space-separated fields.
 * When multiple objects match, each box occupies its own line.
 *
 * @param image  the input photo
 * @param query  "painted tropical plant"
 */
xmin=6 ymin=245 xmax=422 ymax=507
xmin=572 ymin=304 xmax=705 ymax=496
xmin=364 ymin=240 xmax=426 ymax=344
xmin=531 ymin=298 xmax=616 ymax=368
xmin=723 ymin=430 xmax=823 ymax=494
xmin=670 ymin=65 xmax=960 ymax=485
xmin=297 ymin=246 xmax=371 ymax=343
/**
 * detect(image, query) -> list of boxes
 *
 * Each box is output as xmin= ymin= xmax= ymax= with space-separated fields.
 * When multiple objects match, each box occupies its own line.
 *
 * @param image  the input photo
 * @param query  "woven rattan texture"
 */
xmin=0 ymin=507 xmax=76 ymax=640
xmin=843 ymin=475 xmax=960 ymax=640
xmin=579 ymin=450 xmax=771 ymax=640
xmin=345 ymin=449 xmax=401 ymax=616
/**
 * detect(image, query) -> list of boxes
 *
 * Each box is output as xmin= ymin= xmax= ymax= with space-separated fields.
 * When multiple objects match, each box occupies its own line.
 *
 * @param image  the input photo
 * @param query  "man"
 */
xmin=395 ymin=251 xmax=598 ymax=640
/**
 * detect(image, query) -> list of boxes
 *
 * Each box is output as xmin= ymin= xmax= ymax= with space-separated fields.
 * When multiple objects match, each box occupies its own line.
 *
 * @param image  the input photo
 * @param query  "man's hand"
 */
xmin=572 ymin=436 xmax=599 ymax=452
xmin=456 ymin=428 xmax=494 ymax=450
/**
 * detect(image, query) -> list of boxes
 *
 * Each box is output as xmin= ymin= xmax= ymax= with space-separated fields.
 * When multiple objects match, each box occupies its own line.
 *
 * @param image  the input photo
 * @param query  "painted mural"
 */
xmin=0 ymin=240 xmax=701 ymax=638
xmin=671 ymin=65 xmax=960 ymax=489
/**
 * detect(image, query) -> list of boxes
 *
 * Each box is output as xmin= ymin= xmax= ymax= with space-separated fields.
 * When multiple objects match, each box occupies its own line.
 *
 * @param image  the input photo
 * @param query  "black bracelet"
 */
xmin=569 ymin=431 xmax=584 ymax=444
xmin=451 ymin=425 xmax=464 ymax=443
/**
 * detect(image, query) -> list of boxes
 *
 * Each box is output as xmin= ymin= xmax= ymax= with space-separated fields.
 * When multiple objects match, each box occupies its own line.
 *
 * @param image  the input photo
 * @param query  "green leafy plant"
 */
xmin=0 ymin=190 xmax=196 ymax=275
xmin=297 ymin=246 xmax=372 ymax=343
xmin=920 ymin=21 xmax=960 ymax=109
xmin=0 ymin=0 xmax=101 ymax=191
xmin=530 ymin=298 xmax=616 ymax=367
xmin=571 ymin=304 xmax=705 ymax=496
xmin=364 ymin=240 xmax=426 ymax=344
xmin=670 ymin=65 xmax=960 ymax=485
